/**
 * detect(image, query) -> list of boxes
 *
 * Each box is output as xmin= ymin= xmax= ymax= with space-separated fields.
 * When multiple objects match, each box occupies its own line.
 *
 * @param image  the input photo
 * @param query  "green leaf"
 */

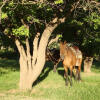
xmin=1 ymin=12 xmax=8 ymax=19
xmin=12 ymin=26 xmax=29 ymax=37
xmin=54 ymin=0 xmax=63 ymax=4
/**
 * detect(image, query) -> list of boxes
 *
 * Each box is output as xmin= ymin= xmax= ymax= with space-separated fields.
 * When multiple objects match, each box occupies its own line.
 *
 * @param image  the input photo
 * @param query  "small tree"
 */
xmin=84 ymin=57 xmax=93 ymax=73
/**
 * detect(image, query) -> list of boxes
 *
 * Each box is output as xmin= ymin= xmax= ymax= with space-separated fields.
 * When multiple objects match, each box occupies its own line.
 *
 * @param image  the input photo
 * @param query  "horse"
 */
xmin=60 ymin=41 xmax=82 ymax=86
xmin=46 ymin=48 xmax=61 ymax=72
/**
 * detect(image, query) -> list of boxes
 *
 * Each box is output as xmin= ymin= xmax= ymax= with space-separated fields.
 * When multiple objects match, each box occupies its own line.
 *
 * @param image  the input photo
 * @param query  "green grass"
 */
xmin=0 ymin=59 xmax=19 ymax=91
xmin=0 ymin=58 xmax=100 ymax=100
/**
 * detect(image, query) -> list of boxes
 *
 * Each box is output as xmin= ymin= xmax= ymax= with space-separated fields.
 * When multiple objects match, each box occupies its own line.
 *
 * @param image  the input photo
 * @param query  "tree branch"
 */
xmin=15 ymin=38 xmax=27 ymax=61
xmin=26 ymin=38 xmax=32 ymax=69
xmin=0 ymin=0 xmax=9 ymax=24
xmin=32 ymin=32 xmax=40 ymax=66
xmin=48 ymin=35 xmax=59 ymax=46
xmin=21 ymin=19 xmax=29 ymax=29
xmin=0 ymin=0 xmax=9 ymax=8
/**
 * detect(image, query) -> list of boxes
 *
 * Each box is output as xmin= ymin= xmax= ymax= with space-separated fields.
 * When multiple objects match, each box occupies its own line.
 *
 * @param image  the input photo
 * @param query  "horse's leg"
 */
xmin=77 ymin=65 xmax=81 ymax=81
xmin=75 ymin=68 xmax=78 ymax=81
xmin=74 ymin=66 xmax=81 ymax=81
xmin=70 ymin=66 xmax=73 ymax=86
xmin=64 ymin=66 xmax=68 ymax=86
xmin=73 ymin=66 xmax=78 ymax=81
xmin=78 ymin=58 xmax=82 ymax=81
xmin=73 ymin=67 xmax=78 ymax=81
xmin=72 ymin=66 xmax=77 ymax=81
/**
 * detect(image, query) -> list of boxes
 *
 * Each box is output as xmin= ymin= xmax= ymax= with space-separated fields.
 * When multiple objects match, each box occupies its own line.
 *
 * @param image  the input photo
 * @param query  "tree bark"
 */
xmin=84 ymin=57 xmax=93 ymax=73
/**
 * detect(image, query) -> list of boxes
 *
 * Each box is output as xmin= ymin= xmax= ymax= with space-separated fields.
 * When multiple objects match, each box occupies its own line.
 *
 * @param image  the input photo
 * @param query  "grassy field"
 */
xmin=0 ymin=58 xmax=100 ymax=100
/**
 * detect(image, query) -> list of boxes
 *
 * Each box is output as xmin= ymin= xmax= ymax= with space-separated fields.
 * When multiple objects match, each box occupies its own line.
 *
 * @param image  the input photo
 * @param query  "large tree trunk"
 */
xmin=19 ymin=56 xmax=33 ymax=89
xmin=84 ymin=57 xmax=93 ymax=73
xmin=15 ymin=24 xmax=57 ymax=90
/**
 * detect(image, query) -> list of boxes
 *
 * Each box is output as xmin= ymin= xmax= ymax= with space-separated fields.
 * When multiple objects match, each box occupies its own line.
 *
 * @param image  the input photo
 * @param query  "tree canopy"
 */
xmin=0 ymin=0 xmax=100 ymax=57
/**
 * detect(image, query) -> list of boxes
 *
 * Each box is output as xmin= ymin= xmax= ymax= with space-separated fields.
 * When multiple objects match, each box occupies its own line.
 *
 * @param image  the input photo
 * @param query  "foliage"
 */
xmin=81 ymin=12 xmax=100 ymax=56
xmin=48 ymin=34 xmax=62 ymax=49
xmin=1 ymin=1 xmax=57 ymax=37
xmin=0 ymin=32 xmax=16 ymax=50
xmin=12 ymin=25 xmax=29 ymax=36
xmin=0 ymin=0 xmax=100 ymax=57
xmin=61 ymin=2 xmax=100 ymax=57
xmin=1 ymin=12 xmax=8 ymax=19
xmin=54 ymin=0 xmax=64 ymax=4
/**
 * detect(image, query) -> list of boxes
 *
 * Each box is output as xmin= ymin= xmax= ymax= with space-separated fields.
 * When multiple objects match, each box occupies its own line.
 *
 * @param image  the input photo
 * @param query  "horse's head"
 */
xmin=60 ymin=41 xmax=66 ymax=60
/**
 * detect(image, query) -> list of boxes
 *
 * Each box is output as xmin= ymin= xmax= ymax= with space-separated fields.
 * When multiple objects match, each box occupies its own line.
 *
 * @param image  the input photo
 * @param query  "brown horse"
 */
xmin=60 ymin=41 xmax=82 ymax=86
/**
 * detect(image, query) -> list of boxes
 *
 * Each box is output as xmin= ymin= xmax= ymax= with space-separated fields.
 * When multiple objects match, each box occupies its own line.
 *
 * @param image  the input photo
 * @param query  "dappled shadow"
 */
xmin=33 ymin=61 xmax=63 ymax=86
xmin=57 ymin=62 xmax=65 ymax=80
xmin=0 ymin=59 xmax=19 ymax=75
xmin=0 ymin=51 xmax=19 ymax=60
xmin=92 ymin=60 xmax=100 ymax=73
xmin=32 ymin=61 xmax=54 ymax=86
xmin=58 ymin=69 xmax=65 ymax=80
xmin=57 ymin=63 xmax=72 ymax=81
xmin=93 ymin=60 xmax=100 ymax=68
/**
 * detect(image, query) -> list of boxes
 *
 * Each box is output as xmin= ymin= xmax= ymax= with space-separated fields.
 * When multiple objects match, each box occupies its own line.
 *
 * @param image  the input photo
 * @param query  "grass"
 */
xmin=0 ymin=59 xmax=19 ymax=91
xmin=0 ymin=58 xmax=100 ymax=100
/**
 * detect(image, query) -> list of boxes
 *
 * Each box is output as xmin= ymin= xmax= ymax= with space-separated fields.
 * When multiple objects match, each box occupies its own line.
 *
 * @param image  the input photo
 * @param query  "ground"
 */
xmin=0 ymin=58 xmax=100 ymax=100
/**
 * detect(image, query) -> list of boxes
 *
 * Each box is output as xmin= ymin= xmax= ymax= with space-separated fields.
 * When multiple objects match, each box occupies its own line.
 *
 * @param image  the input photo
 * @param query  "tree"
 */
xmin=0 ymin=0 xmax=100 ymax=90
xmin=0 ymin=0 xmax=79 ymax=90
xmin=84 ymin=57 xmax=93 ymax=73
